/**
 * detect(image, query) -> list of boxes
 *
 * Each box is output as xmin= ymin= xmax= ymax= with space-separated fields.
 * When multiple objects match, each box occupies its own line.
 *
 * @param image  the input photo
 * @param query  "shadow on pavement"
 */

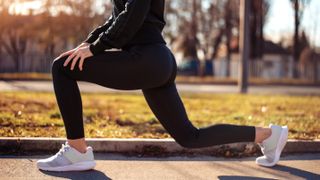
xmin=39 ymin=169 xmax=111 ymax=180
xmin=269 ymin=164 xmax=320 ymax=179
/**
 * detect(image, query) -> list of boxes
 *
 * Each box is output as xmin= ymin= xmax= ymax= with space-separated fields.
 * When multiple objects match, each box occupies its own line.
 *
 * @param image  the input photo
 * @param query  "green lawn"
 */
xmin=0 ymin=72 xmax=319 ymax=85
xmin=0 ymin=91 xmax=319 ymax=140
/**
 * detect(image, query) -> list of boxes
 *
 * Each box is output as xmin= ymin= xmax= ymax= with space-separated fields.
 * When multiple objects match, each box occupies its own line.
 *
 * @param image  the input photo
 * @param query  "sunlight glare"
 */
xmin=8 ymin=0 xmax=42 ymax=15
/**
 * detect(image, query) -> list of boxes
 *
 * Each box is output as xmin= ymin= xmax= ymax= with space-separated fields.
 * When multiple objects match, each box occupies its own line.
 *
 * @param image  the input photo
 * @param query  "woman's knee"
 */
xmin=175 ymin=136 xmax=198 ymax=149
xmin=173 ymin=131 xmax=199 ymax=149
xmin=51 ymin=56 xmax=66 ymax=74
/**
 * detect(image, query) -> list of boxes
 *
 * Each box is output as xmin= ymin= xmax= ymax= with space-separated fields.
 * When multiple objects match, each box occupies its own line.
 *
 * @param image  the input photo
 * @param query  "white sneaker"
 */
xmin=255 ymin=124 xmax=288 ymax=167
xmin=37 ymin=141 xmax=96 ymax=171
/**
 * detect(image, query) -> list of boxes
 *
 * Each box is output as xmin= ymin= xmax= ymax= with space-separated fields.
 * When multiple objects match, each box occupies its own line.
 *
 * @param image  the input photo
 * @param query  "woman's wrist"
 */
xmin=79 ymin=42 xmax=90 ymax=47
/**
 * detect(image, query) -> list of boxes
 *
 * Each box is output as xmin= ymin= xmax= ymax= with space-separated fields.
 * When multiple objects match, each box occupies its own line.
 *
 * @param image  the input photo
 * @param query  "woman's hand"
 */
xmin=54 ymin=42 xmax=90 ymax=61
xmin=63 ymin=45 xmax=93 ymax=71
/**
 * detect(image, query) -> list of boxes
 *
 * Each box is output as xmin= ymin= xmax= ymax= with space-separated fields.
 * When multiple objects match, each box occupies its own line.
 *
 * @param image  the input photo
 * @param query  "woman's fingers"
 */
xmin=55 ymin=49 xmax=75 ymax=61
xmin=70 ymin=54 xmax=81 ymax=70
xmin=64 ymin=52 xmax=77 ymax=67
xmin=77 ymin=46 xmax=93 ymax=71
xmin=61 ymin=46 xmax=92 ymax=71
xmin=78 ymin=56 xmax=86 ymax=71
xmin=60 ymin=49 xmax=74 ymax=57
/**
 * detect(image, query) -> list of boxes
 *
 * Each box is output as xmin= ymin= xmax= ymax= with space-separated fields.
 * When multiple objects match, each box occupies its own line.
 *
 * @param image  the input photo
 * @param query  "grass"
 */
xmin=0 ymin=73 xmax=51 ymax=80
xmin=0 ymin=72 xmax=319 ymax=85
xmin=0 ymin=91 xmax=319 ymax=140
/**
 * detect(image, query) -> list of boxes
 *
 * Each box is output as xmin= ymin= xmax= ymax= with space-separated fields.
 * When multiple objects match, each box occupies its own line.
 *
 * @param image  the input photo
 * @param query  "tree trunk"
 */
xmin=293 ymin=0 xmax=300 ymax=78
xmin=225 ymin=0 xmax=232 ymax=77
xmin=239 ymin=0 xmax=250 ymax=93
xmin=313 ymin=53 xmax=318 ymax=83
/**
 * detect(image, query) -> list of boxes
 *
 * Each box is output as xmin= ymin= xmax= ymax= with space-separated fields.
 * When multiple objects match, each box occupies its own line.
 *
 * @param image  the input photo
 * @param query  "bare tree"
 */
xmin=250 ymin=0 xmax=269 ymax=61
xmin=1 ymin=14 xmax=30 ymax=72
xmin=0 ymin=0 xmax=110 ymax=72
xmin=290 ymin=0 xmax=311 ymax=78
xmin=0 ymin=0 xmax=11 ymax=59
xmin=173 ymin=0 xmax=201 ymax=62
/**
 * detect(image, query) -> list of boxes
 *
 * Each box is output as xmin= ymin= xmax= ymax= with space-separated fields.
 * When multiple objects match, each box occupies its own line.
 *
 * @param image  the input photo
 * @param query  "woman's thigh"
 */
xmin=52 ymin=44 xmax=176 ymax=90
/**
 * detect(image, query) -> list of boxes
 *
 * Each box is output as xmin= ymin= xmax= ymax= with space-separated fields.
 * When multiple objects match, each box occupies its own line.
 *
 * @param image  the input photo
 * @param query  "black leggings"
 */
xmin=51 ymin=43 xmax=256 ymax=148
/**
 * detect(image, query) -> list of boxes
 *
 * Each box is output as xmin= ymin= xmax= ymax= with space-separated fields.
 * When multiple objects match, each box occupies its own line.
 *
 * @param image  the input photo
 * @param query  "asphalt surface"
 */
xmin=0 ymin=80 xmax=319 ymax=95
xmin=0 ymin=153 xmax=319 ymax=180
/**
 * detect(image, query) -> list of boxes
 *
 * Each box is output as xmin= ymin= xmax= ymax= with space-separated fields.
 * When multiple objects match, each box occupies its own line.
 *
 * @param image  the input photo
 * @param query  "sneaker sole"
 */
xmin=38 ymin=160 xmax=96 ymax=172
xmin=257 ymin=126 xmax=288 ymax=167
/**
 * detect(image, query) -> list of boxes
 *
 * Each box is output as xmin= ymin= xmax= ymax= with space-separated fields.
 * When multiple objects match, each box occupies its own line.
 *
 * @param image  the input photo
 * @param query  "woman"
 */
xmin=37 ymin=0 xmax=288 ymax=172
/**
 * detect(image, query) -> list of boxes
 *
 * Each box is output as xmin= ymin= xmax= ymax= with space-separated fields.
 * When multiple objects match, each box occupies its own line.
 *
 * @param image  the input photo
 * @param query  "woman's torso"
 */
xmin=111 ymin=0 xmax=167 ymax=49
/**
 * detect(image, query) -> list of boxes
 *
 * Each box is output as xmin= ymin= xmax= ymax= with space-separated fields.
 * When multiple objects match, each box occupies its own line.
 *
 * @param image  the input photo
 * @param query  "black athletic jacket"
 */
xmin=84 ymin=0 xmax=166 ymax=55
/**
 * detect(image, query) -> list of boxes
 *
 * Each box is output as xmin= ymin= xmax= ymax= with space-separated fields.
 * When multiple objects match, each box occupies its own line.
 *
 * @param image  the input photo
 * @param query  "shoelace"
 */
xmin=55 ymin=143 xmax=71 ymax=157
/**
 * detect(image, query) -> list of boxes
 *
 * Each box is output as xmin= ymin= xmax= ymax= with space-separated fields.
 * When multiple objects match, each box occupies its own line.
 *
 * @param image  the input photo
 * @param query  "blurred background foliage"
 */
xmin=0 ymin=0 xmax=319 ymax=82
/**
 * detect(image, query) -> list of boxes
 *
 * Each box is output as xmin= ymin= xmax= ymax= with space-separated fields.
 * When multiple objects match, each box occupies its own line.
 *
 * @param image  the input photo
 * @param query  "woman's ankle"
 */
xmin=254 ymin=127 xmax=272 ymax=143
xmin=67 ymin=138 xmax=88 ymax=153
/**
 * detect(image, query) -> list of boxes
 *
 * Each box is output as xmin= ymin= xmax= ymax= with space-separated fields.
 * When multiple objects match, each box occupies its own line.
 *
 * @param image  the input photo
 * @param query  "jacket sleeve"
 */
xmin=89 ymin=0 xmax=152 ymax=55
xmin=83 ymin=14 xmax=115 ymax=44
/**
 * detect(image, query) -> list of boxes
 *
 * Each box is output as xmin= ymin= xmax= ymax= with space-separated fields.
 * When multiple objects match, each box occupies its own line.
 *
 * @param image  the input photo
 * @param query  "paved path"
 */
xmin=0 ymin=153 xmax=319 ymax=179
xmin=0 ymin=80 xmax=319 ymax=95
